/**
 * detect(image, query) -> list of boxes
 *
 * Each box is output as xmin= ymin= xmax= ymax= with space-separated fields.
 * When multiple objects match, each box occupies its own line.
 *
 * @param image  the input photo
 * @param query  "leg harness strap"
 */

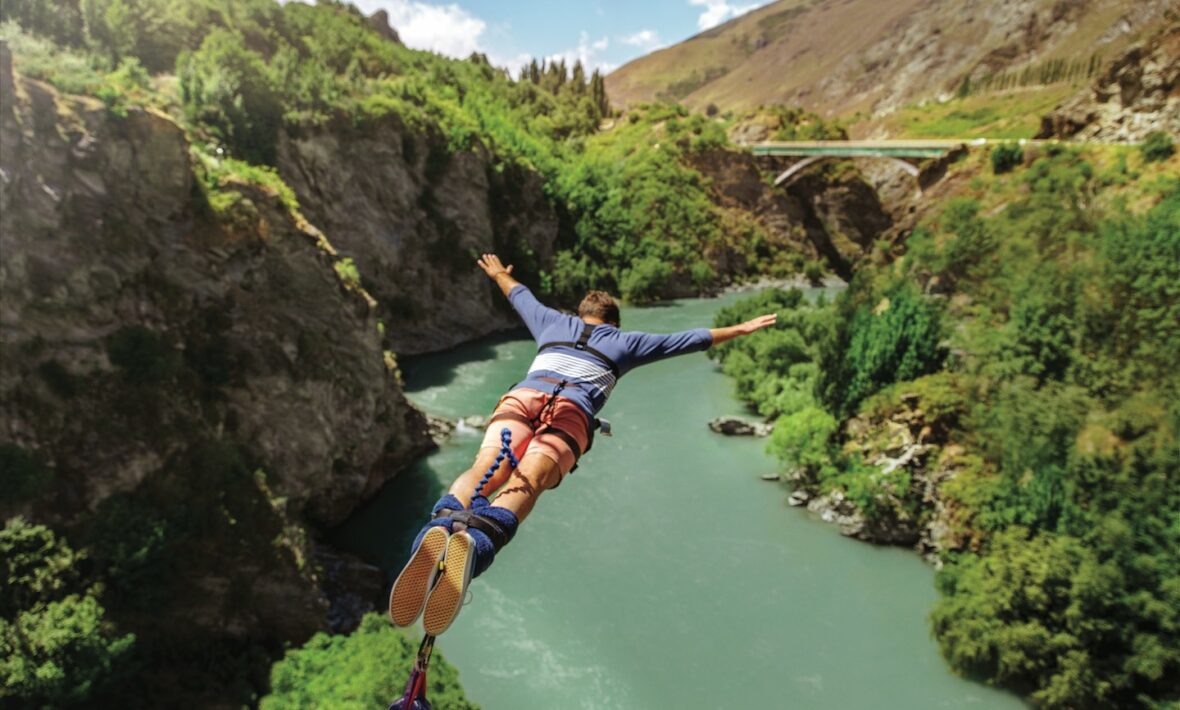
xmin=433 ymin=509 xmax=511 ymax=552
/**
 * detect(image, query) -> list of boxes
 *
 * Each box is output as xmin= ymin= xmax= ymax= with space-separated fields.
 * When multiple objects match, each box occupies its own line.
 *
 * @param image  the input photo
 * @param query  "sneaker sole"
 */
xmin=423 ymin=532 xmax=475 ymax=635
xmin=389 ymin=526 xmax=449 ymax=627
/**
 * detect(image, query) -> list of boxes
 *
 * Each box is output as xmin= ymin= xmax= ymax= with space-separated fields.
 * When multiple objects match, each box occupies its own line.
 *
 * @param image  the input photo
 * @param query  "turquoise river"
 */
xmin=334 ymin=291 xmax=1025 ymax=710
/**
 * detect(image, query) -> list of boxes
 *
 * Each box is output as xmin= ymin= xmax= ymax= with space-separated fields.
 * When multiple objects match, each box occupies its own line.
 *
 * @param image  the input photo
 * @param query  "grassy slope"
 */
xmin=853 ymin=84 xmax=1081 ymax=139
xmin=606 ymin=0 xmax=1167 ymax=127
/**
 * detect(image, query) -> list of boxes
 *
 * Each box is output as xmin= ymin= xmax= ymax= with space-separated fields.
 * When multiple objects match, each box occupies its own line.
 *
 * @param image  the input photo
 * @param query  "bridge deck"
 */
xmin=751 ymin=140 xmax=977 ymax=158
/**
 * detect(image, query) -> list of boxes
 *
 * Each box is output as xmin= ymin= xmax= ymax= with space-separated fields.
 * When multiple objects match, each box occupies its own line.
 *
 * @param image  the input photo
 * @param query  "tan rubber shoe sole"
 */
xmin=389 ymin=526 xmax=449 ymax=627
xmin=423 ymin=531 xmax=474 ymax=636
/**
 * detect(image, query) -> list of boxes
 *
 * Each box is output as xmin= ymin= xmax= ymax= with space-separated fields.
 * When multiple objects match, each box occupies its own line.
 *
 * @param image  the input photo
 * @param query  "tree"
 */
xmin=178 ymin=28 xmax=282 ymax=164
xmin=262 ymin=614 xmax=478 ymax=710
xmin=0 ymin=519 xmax=133 ymax=706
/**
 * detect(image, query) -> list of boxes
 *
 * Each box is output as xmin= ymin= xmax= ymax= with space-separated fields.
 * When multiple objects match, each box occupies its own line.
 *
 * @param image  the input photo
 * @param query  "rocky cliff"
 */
xmin=1039 ymin=21 xmax=1180 ymax=141
xmin=0 ymin=43 xmax=431 ymax=703
xmin=277 ymin=119 xmax=560 ymax=355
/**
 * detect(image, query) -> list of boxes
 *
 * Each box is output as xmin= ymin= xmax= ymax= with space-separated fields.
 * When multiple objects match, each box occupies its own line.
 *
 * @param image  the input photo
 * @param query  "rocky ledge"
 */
xmin=709 ymin=416 xmax=774 ymax=437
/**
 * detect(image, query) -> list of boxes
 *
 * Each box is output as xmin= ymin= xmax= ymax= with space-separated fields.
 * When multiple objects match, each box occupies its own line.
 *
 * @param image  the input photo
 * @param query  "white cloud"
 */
xmin=353 ymin=0 xmax=486 ymax=58
xmin=620 ymin=29 xmax=664 ymax=50
xmin=548 ymin=31 xmax=614 ymax=73
xmin=689 ymin=0 xmax=766 ymax=31
xmin=491 ymin=51 xmax=533 ymax=77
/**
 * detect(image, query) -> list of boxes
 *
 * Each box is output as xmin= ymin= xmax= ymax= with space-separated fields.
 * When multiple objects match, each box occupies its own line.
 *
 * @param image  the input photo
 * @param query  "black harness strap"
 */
xmin=489 ymin=411 xmax=592 ymax=459
xmin=537 ymin=323 xmax=620 ymax=378
xmin=432 ymin=509 xmax=510 ymax=551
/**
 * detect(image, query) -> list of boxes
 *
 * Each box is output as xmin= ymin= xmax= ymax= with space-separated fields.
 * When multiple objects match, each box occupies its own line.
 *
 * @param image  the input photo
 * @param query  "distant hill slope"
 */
xmin=606 ymin=0 xmax=1174 ymax=120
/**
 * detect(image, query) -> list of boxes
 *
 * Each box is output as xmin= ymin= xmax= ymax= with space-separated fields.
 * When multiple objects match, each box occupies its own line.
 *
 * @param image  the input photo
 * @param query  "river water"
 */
xmin=333 ymin=291 xmax=1024 ymax=710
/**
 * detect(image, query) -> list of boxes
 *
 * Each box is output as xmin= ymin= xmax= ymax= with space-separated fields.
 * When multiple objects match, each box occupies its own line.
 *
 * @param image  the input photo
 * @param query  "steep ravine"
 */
xmin=0 ymin=46 xmax=431 ymax=703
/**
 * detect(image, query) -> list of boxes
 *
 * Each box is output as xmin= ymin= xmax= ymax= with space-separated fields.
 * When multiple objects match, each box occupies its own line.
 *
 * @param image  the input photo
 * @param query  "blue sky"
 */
xmin=349 ymin=0 xmax=772 ymax=75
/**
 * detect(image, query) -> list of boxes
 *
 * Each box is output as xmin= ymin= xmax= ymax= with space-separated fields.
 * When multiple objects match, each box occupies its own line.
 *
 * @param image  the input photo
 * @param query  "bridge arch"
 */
xmin=772 ymin=155 xmax=921 ymax=187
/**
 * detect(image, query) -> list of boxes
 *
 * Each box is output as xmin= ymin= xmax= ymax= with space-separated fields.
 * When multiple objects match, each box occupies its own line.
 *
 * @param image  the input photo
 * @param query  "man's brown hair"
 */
xmin=578 ymin=290 xmax=620 ymax=326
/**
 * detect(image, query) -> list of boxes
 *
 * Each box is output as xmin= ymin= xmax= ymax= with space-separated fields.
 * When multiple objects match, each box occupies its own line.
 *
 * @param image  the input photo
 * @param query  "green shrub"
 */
xmin=262 ymin=614 xmax=478 ymax=710
xmin=990 ymin=142 xmax=1023 ymax=174
xmin=178 ymin=28 xmax=282 ymax=164
xmin=819 ymin=281 xmax=947 ymax=418
xmin=0 ymin=519 xmax=133 ymax=706
xmin=767 ymin=406 xmax=838 ymax=474
xmin=1140 ymin=131 xmax=1174 ymax=162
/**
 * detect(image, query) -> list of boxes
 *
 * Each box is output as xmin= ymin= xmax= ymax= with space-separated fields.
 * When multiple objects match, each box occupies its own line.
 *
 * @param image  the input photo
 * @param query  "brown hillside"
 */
xmin=605 ymin=0 xmax=1174 ymax=119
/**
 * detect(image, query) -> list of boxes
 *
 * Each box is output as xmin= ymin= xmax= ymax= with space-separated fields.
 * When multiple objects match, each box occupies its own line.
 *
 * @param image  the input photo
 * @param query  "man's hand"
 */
xmin=478 ymin=253 xmax=520 ymax=297
xmin=739 ymin=313 xmax=777 ymax=335
xmin=709 ymin=312 xmax=777 ymax=346
xmin=477 ymin=253 xmax=514 ymax=279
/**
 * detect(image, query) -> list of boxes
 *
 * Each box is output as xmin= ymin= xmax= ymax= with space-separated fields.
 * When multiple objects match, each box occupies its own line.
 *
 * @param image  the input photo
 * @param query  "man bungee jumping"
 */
xmin=389 ymin=253 xmax=777 ymax=635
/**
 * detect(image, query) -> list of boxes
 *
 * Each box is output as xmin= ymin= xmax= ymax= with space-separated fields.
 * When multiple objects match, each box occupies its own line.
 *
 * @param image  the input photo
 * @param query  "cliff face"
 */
xmin=0 ymin=44 xmax=430 ymax=701
xmin=277 ymin=120 xmax=560 ymax=355
xmin=1039 ymin=22 xmax=1180 ymax=141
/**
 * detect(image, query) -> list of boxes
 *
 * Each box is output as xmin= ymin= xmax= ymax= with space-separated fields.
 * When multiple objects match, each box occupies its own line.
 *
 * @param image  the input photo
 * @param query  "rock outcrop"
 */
xmin=277 ymin=119 xmax=560 ymax=354
xmin=1039 ymin=22 xmax=1180 ymax=141
xmin=0 ymin=43 xmax=431 ymax=702
xmin=708 ymin=416 xmax=773 ymax=437
xmin=792 ymin=382 xmax=976 ymax=561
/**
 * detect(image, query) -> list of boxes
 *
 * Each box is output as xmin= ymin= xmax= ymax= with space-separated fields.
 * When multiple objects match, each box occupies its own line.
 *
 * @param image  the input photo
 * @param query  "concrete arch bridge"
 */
xmin=750 ymin=139 xmax=983 ymax=187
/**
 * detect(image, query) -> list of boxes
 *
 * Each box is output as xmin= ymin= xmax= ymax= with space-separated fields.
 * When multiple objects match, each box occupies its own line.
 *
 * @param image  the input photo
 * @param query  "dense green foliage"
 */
xmin=0 ymin=519 xmax=134 ymax=706
xmin=262 ymin=614 xmax=477 ymax=710
xmin=990 ymin=142 xmax=1023 ymax=174
xmin=818 ymin=280 xmax=946 ymax=418
xmin=718 ymin=148 xmax=1180 ymax=707
xmin=1141 ymin=131 xmax=1174 ymax=163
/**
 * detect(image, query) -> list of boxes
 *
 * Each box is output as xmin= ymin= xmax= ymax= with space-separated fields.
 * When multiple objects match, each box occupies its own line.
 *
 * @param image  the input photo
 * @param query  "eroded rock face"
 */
xmin=1039 ymin=22 xmax=1180 ymax=141
xmin=0 ymin=43 xmax=431 ymax=698
xmin=277 ymin=119 xmax=560 ymax=354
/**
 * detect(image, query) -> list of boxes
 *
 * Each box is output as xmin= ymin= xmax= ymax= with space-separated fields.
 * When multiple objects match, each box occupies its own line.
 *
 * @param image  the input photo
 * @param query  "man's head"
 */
xmin=578 ymin=290 xmax=620 ymax=327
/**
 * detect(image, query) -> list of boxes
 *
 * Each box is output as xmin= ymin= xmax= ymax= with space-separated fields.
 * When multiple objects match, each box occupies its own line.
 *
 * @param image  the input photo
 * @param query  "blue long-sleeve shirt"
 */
xmin=508 ymin=285 xmax=713 ymax=418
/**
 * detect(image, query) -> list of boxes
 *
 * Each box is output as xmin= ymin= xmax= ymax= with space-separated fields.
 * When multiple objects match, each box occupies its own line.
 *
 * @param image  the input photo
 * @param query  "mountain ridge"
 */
xmin=606 ymin=0 xmax=1174 ymax=124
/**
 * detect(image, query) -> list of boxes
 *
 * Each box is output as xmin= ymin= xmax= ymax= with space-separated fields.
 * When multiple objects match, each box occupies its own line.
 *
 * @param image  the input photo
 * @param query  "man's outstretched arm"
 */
xmin=477 ymin=253 xmax=520 ymax=296
xmin=709 ymin=313 xmax=777 ymax=345
xmin=477 ymin=253 xmax=567 ymax=339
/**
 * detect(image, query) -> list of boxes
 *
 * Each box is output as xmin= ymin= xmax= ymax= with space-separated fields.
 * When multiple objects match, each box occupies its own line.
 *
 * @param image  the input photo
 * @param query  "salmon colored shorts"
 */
xmin=480 ymin=388 xmax=591 ymax=481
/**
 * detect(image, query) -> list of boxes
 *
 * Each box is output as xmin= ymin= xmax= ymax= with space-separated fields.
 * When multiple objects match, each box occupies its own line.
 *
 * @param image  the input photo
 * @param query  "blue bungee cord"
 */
xmin=471 ymin=427 xmax=519 ymax=503
xmin=390 ymin=428 xmax=517 ymax=710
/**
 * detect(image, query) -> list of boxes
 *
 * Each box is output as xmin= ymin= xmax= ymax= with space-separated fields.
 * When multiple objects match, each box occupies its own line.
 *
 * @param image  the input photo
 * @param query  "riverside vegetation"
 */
xmin=710 ymin=144 xmax=1179 ymax=707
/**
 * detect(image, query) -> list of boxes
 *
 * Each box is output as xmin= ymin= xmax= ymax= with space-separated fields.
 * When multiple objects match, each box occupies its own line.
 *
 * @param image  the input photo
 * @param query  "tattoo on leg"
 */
xmin=499 ymin=468 xmax=537 ymax=498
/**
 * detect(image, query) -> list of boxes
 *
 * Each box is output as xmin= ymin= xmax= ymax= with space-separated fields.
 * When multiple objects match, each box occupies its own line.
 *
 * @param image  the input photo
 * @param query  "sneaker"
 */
xmin=389 ymin=525 xmax=449 ymax=627
xmin=422 ymin=531 xmax=475 ymax=635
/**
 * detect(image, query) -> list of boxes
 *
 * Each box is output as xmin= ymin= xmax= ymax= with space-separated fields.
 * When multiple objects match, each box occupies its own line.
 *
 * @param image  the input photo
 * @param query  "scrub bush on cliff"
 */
xmin=0 ymin=519 xmax=133 ymax=705
xmin=178 ymin=28 xmax=282 ymax=164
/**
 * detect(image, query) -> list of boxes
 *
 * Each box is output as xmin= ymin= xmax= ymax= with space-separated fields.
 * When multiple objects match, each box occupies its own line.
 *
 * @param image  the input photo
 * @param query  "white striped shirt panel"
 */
xmin=527 ymin=352 xmax=617 ymax=398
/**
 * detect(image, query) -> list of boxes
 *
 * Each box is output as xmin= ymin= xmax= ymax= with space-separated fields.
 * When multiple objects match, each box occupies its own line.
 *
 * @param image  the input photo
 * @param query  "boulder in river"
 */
xmin=708 ymin=416 xmax=774 ymax=437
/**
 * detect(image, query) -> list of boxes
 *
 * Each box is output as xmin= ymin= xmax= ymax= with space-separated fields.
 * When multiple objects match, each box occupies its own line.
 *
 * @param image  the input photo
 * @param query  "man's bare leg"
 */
xmin=487 ymin=452 xmax=561 ymax=523
xmin=447 ymin=447 xmax=514 ymax=507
